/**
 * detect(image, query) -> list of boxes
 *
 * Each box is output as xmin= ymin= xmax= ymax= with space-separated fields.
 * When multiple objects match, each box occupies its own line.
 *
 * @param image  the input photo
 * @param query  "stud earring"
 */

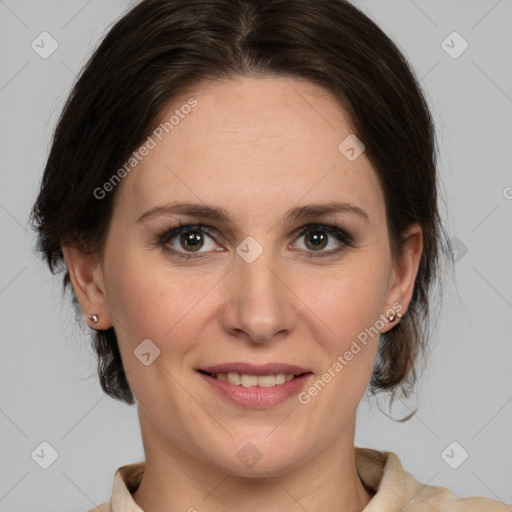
xmin=387 ymin=312 xmax=402 ymax=322
xmin=88 ymin=314 xmax=99 ymax=324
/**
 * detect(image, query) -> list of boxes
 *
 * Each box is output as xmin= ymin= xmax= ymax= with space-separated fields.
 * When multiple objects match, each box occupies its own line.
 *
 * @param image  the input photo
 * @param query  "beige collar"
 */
xmin=91 ymin=446 xmax=510 ymax=512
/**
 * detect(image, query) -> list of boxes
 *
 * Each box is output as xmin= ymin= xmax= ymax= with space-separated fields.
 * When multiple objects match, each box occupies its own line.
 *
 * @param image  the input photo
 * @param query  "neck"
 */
xmin=132 ymin=410 xmax=374 ymax=512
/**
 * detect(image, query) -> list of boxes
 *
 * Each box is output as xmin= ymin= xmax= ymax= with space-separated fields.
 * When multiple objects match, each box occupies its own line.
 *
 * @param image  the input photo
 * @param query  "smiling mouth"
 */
xmin=198 ymin=370 xmax=310 ymax=387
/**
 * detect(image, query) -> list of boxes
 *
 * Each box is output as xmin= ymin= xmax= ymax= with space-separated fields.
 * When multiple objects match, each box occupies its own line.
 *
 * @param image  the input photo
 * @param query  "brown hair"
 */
xmin=30 ymin=0 xmax=450 ymax=409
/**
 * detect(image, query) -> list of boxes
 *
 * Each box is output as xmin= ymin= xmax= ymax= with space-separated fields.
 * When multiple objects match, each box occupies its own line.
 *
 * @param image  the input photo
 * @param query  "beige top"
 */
xmin=88 ymin=447 xmax=511 ymax=512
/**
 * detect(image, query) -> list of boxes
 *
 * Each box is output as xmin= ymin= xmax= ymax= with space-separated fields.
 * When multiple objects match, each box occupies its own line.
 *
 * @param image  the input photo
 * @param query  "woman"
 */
xmin=30 ymin=0 xmax=510 ymax=510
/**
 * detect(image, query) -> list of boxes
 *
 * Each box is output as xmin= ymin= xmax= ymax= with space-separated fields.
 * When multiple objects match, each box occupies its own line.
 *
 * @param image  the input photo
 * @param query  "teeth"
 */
xmin=257 ymin=375 xmax=277 ymax=387
xmin=275 ymin=373 xmax=285 ymax=385
xmin=227 ymin=372 xmax=241 ymax=385
xmin=240 ymin=374 xmax=258 ymax=387
xmin=216 ymin=372 xmax=296 ymax=387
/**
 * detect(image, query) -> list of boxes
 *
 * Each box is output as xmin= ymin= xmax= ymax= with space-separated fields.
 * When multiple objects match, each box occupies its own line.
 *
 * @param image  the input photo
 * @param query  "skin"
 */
xmin=63 ymin=76 xmax=423 ymax=512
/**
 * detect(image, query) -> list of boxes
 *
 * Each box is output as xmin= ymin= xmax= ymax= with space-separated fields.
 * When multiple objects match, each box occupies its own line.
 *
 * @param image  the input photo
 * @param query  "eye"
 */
xmin=156 ymin=222 xmax=354 ymax=261
xmin=292 ymin=223 xmax=354 ymax=257
xmin=158 ymin=223 xmax=221 ymax=259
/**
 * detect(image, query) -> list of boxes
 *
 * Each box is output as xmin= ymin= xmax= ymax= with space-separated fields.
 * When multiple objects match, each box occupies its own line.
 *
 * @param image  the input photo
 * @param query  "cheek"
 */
xmin=301 ymin=254 xmax=392 ymax=403
xmin=103 ymin=250 xmax=216 ymax=354
xmin=312 ymin=260 xmax=391 ymax=342
xmin=104 ymin=255 xmax=214 ymax=409
xmin=296 ymin=275 xmax=388 ymax=418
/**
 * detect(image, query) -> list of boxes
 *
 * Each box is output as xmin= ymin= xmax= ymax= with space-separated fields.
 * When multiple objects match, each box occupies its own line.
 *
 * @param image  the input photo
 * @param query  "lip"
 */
xmin=199 ymin=362 xmax=310 ymax=375
xmin=197 ymin=362 xmax=313 ymax=409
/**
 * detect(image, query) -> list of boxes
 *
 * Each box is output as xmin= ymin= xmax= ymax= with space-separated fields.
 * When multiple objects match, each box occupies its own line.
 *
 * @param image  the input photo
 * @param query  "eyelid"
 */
xmin=156 ymin=221 xmax=355 ymax=260
xmin=295 ymin=222 xmax=353 ymax=242
xmin=158 ymin=223 xmax=220 ymax=247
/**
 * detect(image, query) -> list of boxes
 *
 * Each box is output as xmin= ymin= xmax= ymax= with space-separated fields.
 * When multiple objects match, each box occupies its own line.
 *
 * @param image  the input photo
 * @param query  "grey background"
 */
xmin=0 ymin=1 xmax=511 ymax=511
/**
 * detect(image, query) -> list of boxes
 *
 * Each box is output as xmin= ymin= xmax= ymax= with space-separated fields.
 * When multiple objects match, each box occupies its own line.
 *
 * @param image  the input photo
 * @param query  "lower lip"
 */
xmin=199 ymin=372 xmax=312 ymax=408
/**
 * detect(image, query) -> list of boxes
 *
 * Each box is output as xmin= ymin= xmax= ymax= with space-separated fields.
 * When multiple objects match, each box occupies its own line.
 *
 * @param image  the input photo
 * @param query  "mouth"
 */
xmin=198 ymin=370 xmax=308 ymax=387
xmin=197 ymin=363 xmax=313 ymax=408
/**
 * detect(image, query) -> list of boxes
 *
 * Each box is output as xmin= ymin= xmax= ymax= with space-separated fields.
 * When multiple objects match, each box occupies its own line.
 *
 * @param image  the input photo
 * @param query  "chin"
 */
xmin=203 ymin=435 xmax=312 ymax=479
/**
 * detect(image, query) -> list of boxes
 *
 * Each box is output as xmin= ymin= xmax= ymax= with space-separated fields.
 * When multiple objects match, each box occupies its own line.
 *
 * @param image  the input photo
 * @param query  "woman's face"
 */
xmin=74 ymin=76 xmax=421 ymax=475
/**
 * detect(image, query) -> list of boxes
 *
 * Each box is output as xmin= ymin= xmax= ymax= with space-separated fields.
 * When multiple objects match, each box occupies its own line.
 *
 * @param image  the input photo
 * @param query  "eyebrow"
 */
xmin=136 ymin=200 xmax=369 ymax=224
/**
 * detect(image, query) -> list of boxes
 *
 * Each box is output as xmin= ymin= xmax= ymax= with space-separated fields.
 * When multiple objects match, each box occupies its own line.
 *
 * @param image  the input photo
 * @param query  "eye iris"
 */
xmin=305 ymin=230 xmax=327 ymax=250
xmin=180 ymin=231 xmax=203 ymax=251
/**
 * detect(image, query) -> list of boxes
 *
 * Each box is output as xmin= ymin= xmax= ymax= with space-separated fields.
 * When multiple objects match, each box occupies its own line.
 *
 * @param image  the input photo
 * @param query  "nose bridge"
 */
xmin=241 ymin=247 xmax=281 ymax=301
xmin=223 ymin=240 xmax=295 ymax=342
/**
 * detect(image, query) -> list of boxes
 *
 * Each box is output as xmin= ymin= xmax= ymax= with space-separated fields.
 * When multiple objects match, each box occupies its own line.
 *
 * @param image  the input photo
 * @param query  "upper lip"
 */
xmin=199 ymin=362 xmax=311 ymax=376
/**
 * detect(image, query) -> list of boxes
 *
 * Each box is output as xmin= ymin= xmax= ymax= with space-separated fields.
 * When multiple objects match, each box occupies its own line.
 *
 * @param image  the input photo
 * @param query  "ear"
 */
xmin=382 ymin=223 xmax=423 ymax=331
xmin=61 ymin=244 xmax=112 ymax=330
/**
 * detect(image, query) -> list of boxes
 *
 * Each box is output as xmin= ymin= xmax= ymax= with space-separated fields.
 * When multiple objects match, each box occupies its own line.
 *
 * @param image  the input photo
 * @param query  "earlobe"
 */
xmin=61 ymin=244 xmax=112 ymax=329
xmin=384 ymin=224 xmax=423 ymax=326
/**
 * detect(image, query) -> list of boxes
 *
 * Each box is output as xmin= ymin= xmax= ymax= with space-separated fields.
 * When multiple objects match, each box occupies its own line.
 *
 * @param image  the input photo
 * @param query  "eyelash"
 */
xmin=155 ymin=221 xmax=355 ymax=261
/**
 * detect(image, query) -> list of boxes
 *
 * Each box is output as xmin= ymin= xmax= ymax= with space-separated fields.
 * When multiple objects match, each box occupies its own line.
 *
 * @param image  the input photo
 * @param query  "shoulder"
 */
xmin=85 ymin=461 xmax=146 ymax=512
xmin=411 ymin=483 xmax=511 ymax=511
xmin=87 ymin=503 xmax=112 ymax=512
xmin=355 ymin=447 xmax=511 ymax=511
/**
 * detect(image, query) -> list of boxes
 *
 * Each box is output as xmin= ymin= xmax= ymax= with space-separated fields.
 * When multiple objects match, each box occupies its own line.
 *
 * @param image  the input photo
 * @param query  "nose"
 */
xmin=220 ymin=245 xmax=297 ymax=344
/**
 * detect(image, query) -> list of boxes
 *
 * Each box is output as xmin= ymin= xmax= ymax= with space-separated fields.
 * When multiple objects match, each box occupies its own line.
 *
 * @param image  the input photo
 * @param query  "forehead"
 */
xmin=114 ymin=76 xmax=384 ymax=222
